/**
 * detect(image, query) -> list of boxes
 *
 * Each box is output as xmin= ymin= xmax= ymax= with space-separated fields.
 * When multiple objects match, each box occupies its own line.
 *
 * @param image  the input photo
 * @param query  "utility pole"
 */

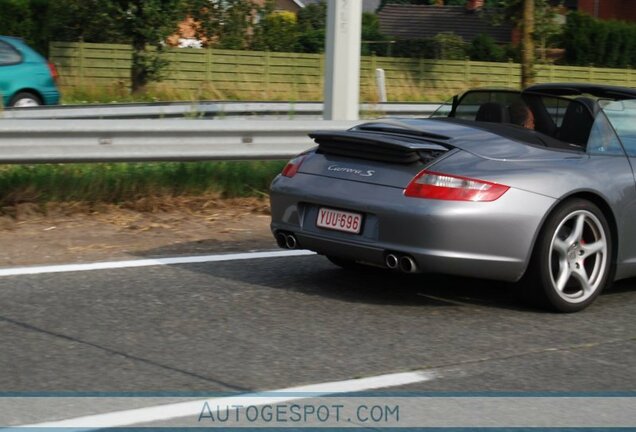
xmin=521 ymin=0 xmax=535 ymax=88
xmin=323 ymin=0 xmax=362 ymax=120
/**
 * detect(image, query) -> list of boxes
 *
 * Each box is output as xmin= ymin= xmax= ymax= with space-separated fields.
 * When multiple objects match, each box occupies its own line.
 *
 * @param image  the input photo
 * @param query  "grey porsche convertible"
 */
xmin=270 ymin=83 xmax=636 ymax=312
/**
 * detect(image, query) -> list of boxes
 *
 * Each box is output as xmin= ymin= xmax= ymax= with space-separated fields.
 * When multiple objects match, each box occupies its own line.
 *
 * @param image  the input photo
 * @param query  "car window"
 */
xmin=454 ymin=90 xmax=524 ymax=121
xmin=430 ymin=97 xmax=453 ymax=118
xmin=0 ymin=40 xmax=21 ymax=65
xmin=587 ymin=111 xmax=625 ymax=156
xmin=538 ymin=96 xmax=569 ymax=127
xmin=602 ymin=99 xmax=636 ymax=157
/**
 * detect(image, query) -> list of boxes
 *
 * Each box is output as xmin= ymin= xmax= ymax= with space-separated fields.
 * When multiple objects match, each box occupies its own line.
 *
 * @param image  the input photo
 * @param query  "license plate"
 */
xmin=316 ymin=207 xmax=362 ymax=234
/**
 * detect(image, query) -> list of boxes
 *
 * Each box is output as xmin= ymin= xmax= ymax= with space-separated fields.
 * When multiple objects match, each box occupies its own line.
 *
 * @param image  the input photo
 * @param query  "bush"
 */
xmin=431 ymin=32 xmax=467 ymax=60
xmin=391 ymin=38 xmax=435 ymax=58
xmin=252 ymin=10 xmax=298 ymax=52
xmin=391 ymin=32 xmax=467 ymax=60
xmin=361 ymin=12 xmax=390 ymax=56
xmin=469 ymin=34 xmax=505 ymax=62
xmin=562 ymin=11 xmax=636 ymax=67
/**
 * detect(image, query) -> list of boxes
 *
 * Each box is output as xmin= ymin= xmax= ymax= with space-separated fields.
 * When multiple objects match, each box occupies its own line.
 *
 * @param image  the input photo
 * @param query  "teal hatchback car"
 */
xmin=0 ymin=36 xmax=60 ymax=107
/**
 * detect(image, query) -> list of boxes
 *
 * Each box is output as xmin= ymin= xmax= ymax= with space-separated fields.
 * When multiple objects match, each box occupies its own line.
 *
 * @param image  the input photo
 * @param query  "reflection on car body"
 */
xmin=270 ymin=83 xmax=636 ymax=312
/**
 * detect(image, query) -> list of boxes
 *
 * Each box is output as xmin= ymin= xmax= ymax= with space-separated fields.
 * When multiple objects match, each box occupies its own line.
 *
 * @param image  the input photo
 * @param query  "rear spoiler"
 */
xmin=309 ymin=130 xmax=451 ymax=164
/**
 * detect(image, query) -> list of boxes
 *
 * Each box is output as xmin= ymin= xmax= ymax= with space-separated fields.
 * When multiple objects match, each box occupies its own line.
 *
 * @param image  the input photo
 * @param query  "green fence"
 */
xmin=50 ymin=41 xmax=636 ymax=101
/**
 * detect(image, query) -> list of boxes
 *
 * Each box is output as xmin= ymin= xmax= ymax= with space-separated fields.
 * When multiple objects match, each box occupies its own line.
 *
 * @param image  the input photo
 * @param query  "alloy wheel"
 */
xmin=548 ymin=209 xmax=608 ymax=304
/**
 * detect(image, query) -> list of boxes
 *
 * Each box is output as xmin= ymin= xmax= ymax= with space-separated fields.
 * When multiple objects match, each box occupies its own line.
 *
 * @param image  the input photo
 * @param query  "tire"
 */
xmin=9 ymin=92 xmax=42 ymax=107
xmin=523 ymin=198 xmax=613 ymax=312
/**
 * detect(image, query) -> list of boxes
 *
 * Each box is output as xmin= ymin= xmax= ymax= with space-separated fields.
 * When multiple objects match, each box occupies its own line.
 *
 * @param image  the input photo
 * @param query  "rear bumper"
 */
xmin=41 ymin=88 xmax=60 ymax=105
xmin=270 ymin=173 xmax=556 ymax=282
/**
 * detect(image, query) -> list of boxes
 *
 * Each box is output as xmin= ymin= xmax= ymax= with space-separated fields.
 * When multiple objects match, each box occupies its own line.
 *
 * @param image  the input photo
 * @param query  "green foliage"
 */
xmin=186 ymin=0 xmax=258 ymax=49
xmin=504 ymin=43 xmax=520 ymax=62
xmin=488 ymin=0 xmax=562 ymax=51
xmin=0 ymin=0 xmax=185 ymax=91
xmin=431 ymin=32 xmax=467 ymax=59
xmin=390 ymin=33 xmax=467 ymax=60
xmin=218 ymin=0 xmax=258 ymax=49
xmin=114 ymin=0 xmax=186 ymax=93
xmin=46 ymin=0 xmax=128 ymax=45
xmin=252 ymin=10 xmax=299 ymax=52
xmin=0 ymin=161 xmax=286 ymax=207
xmin=0 ymin=0 xmax=35 ymax=44
xmin=562 ymin=12 xmax=636 ymax=67
xmin=469 ymin=33 xmax=505 ymax=61
xmin=296 ymin=1 xmax=327 ymax=53
xmin=361 ymin=12 xmax=390 ymax=55
xmin=391 ymin=38 xmax=434 ymax=58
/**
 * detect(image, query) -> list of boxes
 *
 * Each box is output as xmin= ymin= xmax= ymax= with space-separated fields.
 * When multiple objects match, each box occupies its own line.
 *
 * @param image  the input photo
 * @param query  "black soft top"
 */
xmin=524 ymin=83 xmax=636 ymax=100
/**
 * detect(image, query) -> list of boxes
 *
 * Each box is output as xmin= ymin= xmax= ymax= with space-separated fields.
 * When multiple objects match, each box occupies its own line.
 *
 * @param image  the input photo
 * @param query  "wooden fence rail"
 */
xmin=50 ymin=41 xmax=636 ymax=101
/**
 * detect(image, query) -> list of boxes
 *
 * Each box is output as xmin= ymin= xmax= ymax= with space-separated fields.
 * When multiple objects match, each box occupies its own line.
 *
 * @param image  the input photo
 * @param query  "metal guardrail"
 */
xmin=0 ymin=101 xmax=441 ymax=120
xmin=0 ymin=119 xmax=361 ymax=164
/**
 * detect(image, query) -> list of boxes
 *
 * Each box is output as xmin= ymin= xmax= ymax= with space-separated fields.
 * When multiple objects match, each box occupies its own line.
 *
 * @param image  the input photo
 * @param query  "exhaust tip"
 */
xmin=275 ymin=232 xmax=288 ymax=249
xmin=399 ymin=256 xmax=418 ymax=273
xmin=285 ymin=234 xmax=298 ymax=249
xmin=385 ymin=254 xmax=399 ymax=270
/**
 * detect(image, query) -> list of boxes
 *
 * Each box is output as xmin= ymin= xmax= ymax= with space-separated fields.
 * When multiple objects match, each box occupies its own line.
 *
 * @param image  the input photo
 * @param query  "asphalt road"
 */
xmin=1 ymin=250 xmax=635 ymax=425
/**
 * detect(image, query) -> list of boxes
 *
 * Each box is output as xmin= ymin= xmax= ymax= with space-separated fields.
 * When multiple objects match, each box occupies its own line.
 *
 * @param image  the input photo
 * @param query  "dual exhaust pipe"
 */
xmin=276 ymin=231 xmax=416 ymax=272
xmin=276 ymin=231 xmax=298 ymax=250
xmin=385 ymin=253 xmax=418 ymax=273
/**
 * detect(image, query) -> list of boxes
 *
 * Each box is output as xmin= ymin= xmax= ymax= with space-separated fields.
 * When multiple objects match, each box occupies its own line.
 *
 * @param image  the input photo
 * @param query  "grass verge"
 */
xmin=57 ymin=75 xmax=461 ymax=105
xmin=0 ymin=161 xmax=285 ymax=214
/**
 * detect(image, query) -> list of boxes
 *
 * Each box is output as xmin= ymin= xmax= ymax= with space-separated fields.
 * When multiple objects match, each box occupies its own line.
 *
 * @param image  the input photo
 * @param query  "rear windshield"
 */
xmin=447 ymin=90 xmax=604 ymax=151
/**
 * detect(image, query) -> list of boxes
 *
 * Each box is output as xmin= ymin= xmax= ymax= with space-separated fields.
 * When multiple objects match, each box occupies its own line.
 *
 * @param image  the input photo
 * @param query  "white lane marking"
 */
xmin=0 ymin=250 xmax=316 ymax=277
xmin=18 ymin=371 xmax=436 ymax=429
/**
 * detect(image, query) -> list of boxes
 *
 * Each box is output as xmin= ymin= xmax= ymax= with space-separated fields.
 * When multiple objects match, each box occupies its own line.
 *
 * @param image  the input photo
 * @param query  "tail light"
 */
xmin=48 ymin=62 xmax=59 ymax=83
xmin=404 ymin=170 xmax=509 ymax=202
xmin=281 ymin=154 xmax=307 ymax=178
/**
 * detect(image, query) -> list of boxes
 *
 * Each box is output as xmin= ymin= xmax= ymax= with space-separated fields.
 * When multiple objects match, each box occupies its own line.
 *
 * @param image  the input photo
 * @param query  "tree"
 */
xmin=0 ymin=0 xmax=128 ymax=55
xmin=28 ymin=0 xmax=54 ymax=55
xmin=431 ymin=32 xmax=467 ymax=59
xmin=489 ymin=0 xmax=559 ymax=86
xmin=520 ymin=0 xmax=534 ymax=87
xmin=562 ymin=12 xmax=636 ymax=68
xmin=185 ymin=0 xmax=259 ymax=49
xmin=296 ymin=1 xmax=327 ymax=53
xmin=469 ymin=33 xmax=505 ymax=61
xmin=361 ymin=12 xmax=390 ymax=55
xmin=252 ymin=10 xmax=299 ymax=52
xmin=0 ymin=0 xmax=35 ymax=45
xmin=113 ymin=0 xmax=186 ymax=94
xmin=46 ymin=0 xmax=127 ymax=45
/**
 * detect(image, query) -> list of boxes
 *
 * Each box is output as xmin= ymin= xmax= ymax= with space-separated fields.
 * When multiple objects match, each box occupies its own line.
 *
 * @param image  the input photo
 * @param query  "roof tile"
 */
xmin=378 ymin=5 xmax=513 ymax=44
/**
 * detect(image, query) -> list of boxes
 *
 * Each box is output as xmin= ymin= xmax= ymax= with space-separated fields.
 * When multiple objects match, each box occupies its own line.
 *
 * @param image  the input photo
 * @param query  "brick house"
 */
xmin=378 ymin=1 xmax=514 ymax=44
xmin=576 ymin=0 xmax=636 ymax=22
